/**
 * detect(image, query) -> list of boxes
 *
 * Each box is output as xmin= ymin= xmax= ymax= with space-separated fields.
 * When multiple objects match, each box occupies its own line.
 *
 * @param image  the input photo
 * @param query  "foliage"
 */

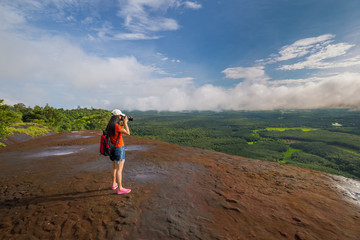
xmin=290 ymin=142 xmax=360 ymax=178
xmin=258 ymin=129 xmax=360 ymax=151
xmin=286 ymin=150 xmax=355 ymax=178
xmin=0 ymin=100 xmax=22 ymax=139
xmin=11 ymin=103 xmax=111 ymax=132
xmin=0 ymin=99 xmax=111 ymax=147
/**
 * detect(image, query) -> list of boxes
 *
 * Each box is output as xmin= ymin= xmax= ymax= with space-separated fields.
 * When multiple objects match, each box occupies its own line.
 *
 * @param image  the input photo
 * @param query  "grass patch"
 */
xmin=253 ymin=127 xmax=317 ymax=135
xmin=6 ymin=123 xmax=50 ymax=137
xmin=281 ymin=147 xmax=301 ymax=163
xmin=264 ymin=127 xmax=317 ymax=132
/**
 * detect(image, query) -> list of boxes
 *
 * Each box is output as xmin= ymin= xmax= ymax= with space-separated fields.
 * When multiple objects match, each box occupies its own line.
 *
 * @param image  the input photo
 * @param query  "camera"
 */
xmin=127 ymin=115 xmax=133 ymax=121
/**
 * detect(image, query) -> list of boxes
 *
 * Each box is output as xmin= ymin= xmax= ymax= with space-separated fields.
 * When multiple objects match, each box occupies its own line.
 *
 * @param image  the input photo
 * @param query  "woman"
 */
xmin=106 ymin=109 xmax=131 ymax=194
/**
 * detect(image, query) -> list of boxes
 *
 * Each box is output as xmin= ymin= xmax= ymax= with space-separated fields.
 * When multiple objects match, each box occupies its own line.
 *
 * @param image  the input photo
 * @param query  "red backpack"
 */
xmin=100 ymin=130 xmax=119 ymax=157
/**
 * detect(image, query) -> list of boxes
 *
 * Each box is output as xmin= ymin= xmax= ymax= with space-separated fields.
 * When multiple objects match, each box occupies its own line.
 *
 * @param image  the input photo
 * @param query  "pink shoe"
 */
xmin=117 ymin=188 xmax=131 ymax=194
xmin=112 ymin=184 xmax=118 ymax=190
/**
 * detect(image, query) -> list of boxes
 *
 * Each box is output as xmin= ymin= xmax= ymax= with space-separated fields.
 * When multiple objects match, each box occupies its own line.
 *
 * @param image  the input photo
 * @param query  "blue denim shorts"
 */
xmin=112 ymin=146 xmax=125 ymax=162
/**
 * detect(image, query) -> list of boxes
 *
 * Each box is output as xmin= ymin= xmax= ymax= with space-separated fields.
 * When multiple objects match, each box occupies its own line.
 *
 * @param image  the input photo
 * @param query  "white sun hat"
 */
xmin=111 ymin=109 xmax=125 ymax=116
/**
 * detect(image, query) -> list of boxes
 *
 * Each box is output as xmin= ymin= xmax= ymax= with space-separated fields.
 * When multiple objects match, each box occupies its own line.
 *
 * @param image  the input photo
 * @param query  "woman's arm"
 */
xmin=120 ymin=116 xmax=130 ymax=136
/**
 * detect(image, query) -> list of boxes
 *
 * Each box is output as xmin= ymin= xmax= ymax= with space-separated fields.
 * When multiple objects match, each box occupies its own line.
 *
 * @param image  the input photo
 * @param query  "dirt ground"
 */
xmin=0 ymin=131 xmax=359 ymax=240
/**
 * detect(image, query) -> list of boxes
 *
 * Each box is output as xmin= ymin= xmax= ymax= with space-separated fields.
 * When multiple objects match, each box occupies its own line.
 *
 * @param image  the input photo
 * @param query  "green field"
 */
xmin=255 ymin=127 xmax=317 ymax=132
xmin=127 ymin=110 xmax=360 ymax=179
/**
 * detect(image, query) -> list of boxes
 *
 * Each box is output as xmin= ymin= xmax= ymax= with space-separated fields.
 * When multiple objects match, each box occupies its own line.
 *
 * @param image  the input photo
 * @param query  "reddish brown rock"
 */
xmin=0 ymin=130 xmax=359 ymax=239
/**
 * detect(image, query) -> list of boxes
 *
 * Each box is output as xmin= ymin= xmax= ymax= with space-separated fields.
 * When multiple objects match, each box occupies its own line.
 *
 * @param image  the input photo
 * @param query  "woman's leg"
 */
xmin=112 ymin=161 xmax=117 ymax=187
xmin=116 ymin=161 xmax=125 ymax=189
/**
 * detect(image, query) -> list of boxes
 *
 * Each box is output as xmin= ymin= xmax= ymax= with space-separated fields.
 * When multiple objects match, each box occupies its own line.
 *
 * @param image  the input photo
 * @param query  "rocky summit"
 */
xmin=0 ymin=131 xmax=359 ymax=240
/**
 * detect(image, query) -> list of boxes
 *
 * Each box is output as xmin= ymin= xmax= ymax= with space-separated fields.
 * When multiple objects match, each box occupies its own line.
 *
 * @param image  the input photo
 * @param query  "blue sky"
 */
xmin=1 ymin=0 xmax=360 ymax=111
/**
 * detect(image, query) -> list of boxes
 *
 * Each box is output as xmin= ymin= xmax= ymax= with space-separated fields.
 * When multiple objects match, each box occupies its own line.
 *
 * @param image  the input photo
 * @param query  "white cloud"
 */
xmin=3 ymin=0 xmax=79 ymax=23
xmin=0 ymin=32 xmax=155 ymax=86
xmin=66 ymin=15 xmax=76 ymax=22
xmin=258 ymin=34 xmax=360 ymax=71
xmin=114 ymin=32 xmax=160 ymax=40
xmin=0 ymin=3 xmax=26 ymax=30
xmin=1 ymin=0 xmax=197 ymax=41
xmin=275 ymin=34 xmax=335 ymax=62
xmin=81 ymin=17 xmax=93 ymax=25
xmin=184 ymin=1 xmax=202 ymax=9
xmin=121 ymin=72 xmax=360 ymax=111
xmin=267 ymin=77 xmax=323 ymax=86
xmin=218 ymin=34 xmax=360 ymax=111
xmin=0 ymin=4 xmax=195 ymax=109
xmin=117 ymin=0 xmax=180 ymax=38
xmin=114 ymin=0 xmax=201 ymax=40
xmin=221 ymin=66 xmax=269 ymax=81
xmin=279 ymin=42 xmax=358 ymax=70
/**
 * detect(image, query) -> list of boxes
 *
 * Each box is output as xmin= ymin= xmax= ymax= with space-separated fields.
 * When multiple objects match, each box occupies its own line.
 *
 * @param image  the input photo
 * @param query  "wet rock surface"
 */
xmin=0 ymin=130 xmax=359 ymax=239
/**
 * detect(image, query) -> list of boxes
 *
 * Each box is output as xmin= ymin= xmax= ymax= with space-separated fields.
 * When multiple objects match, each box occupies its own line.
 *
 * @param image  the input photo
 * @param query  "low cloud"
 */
xmin=124 ymin=72 xmax=360 ymax=111
xmin=222 ymin=66 xmax=269 ymax=82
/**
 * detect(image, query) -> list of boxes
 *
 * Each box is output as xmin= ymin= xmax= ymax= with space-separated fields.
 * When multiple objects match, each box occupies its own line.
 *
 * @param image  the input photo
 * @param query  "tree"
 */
xmin=0 ymin=99 xmax=22 ymax=139
xmin=12 ymin=103 xmax=27 ymax=113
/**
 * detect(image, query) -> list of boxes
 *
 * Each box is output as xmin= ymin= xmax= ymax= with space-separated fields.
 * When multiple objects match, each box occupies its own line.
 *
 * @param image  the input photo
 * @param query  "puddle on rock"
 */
xmin=125 ymin=145 xmax=153 ymax=151
xmin=69 ymin=135 xmax=92 ymax=139
xmin=27 ymin=146 xmax=83 ymax=158
xmin=65 ymin=132 xmax=92 ymax=139
xmin=55 ymin=131 xmax=93 ymax=141
xmin=133 ymin=172 xmax=166 ymax=183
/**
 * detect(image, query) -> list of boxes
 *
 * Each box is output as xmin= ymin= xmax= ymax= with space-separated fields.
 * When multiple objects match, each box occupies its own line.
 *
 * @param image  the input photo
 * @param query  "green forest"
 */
xmin=1 ymin=99 xmax=360 ymax=179
xmin=0 ymin=100 xmax=110 ymax=145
